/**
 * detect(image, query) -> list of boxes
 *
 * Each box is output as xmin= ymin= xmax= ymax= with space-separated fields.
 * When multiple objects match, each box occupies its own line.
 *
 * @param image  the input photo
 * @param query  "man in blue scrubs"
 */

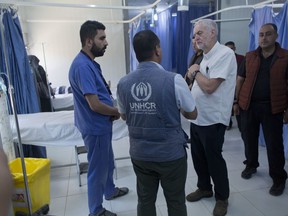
xmin=69 ymin=20 xmax=128 ymax=216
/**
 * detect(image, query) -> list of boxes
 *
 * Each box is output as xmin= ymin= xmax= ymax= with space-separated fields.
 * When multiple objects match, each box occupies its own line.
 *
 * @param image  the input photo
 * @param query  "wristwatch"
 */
xmin=191 ymin=70 xmax=200 ymax=80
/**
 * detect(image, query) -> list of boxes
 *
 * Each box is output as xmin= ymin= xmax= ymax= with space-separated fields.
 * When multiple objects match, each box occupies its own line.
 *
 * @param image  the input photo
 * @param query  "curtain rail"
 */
xmin=0 ymin=0 xmax=160 ymax=23
xmin=190 ymin=0 xmax=283 ymax=23
xmin=26 ymin=11 xmax=146 ymax=24
xmin=0 ymin=0 xmax=160 ymax=10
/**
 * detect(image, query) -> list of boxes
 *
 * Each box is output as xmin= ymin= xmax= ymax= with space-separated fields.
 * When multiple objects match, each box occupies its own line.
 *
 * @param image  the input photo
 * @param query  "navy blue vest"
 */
xmin=117 ymin=62 xmax=187 ymax=162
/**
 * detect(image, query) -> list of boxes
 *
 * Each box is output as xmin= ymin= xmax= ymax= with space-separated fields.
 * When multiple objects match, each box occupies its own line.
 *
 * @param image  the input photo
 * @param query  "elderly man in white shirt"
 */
xmin=185 ymin=19 xmax=237 ymax=216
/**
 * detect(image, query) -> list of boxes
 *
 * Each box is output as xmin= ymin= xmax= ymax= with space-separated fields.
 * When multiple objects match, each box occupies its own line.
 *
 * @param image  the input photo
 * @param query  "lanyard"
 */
xmin=80 ymin=50 xmax=112 ymax=96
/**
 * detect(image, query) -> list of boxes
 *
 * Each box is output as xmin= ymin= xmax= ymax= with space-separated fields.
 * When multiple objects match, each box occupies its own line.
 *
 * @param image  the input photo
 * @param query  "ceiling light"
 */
xmin=178 ymin=0 xmax=189 ymax=11
xmin=153 ymin=7 xmax=158 ymax=21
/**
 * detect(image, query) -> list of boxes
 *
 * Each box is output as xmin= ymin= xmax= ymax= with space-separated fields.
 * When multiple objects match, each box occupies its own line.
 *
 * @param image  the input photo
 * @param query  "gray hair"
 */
xmin=194 ymin=19 xmax=218 ymax=36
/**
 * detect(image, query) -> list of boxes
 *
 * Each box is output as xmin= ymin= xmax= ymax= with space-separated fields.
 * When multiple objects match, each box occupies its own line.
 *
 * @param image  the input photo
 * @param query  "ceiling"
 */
xmin=124 ymin=0 xmax=287 ymax=21
xmin=124 ymin=0 xmax=215 ymax=20
xmin=0 ymin=0 xmax=214 ymax=23
xmin=1 ymin=0 xmax=286 ymax=23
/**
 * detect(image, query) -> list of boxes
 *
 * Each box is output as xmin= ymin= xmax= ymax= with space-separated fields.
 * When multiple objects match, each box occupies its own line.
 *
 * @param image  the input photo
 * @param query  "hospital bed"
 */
xmin=10 ymin=111 xmax=129 ymax=185
xmin=10 ymin=111 xmax=128 ymax=146
xmin=51 ymin=94 xmax=74 ymax=111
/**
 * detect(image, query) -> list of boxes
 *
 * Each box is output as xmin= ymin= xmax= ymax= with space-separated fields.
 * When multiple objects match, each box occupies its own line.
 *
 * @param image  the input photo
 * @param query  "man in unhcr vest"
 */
xmin=117 ymin=30 xmax=197 ymax=216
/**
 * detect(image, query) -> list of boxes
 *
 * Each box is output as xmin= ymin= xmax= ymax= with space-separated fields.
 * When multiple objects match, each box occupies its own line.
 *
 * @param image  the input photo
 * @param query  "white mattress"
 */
xmin=51 ymin=94 xmax=74 ymax=110
xmin=10 ymin=111 xmax=128 ymax=147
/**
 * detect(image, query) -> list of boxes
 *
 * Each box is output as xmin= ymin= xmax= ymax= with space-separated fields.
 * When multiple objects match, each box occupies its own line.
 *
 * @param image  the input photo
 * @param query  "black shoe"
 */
xmin=241 ymin=166 xmax=257 ymax=179
xmin=186 ymin=189 xmax=213 ymax=202
xmin=105 ymin=187 xmax=129 ymax=200
xmin=213 ymin=199 xmax=228 ymax=216
xmin=269 ymin=182 xmax=285 ymax=196
xmin=89 ymin=209 xmax=117 ymax=216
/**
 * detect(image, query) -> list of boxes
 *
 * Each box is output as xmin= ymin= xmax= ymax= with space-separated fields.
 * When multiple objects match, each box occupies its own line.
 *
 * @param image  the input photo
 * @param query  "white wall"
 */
xmin=18 ymin=0 xmax=127 ymax=89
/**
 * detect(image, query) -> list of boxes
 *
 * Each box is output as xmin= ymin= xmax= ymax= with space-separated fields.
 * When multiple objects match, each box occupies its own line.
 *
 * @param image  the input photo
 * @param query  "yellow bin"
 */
xmin=9 ymin=158 xmax=50 ymax=214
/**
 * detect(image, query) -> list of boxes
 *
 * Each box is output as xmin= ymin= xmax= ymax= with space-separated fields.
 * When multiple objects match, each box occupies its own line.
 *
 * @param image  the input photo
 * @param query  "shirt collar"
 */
xmin=203 ymin=41 xmax=220 ymax=59
xmin=80 ymin=50 xmax=93 ymax=61
xmin=138 ymin=61 xmax=164 ymax=70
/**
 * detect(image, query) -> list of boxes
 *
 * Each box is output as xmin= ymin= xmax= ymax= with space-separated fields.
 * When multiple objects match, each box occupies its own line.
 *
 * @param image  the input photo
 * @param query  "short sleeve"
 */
xmin=174 ymin=74 xmax=196 ymax=112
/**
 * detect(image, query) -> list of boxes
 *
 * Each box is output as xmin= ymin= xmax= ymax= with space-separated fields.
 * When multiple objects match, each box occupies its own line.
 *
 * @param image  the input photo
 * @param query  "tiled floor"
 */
xmin=46 ymin=117 xmax=288 ymax=216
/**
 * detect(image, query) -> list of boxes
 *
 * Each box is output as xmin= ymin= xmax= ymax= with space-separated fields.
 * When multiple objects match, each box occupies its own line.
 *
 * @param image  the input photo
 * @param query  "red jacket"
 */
xmin=239 ymin=43 xmax=288 ymax=114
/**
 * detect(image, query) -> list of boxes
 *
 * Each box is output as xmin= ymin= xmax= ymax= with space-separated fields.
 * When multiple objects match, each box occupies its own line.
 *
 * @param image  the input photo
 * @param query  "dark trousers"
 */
xmin=236 ymin=114 xmax=242 ymax=132
xmin=235 ymin=114 xmax=247 ymax=144
xmin=132 ymin=156 xmax=187 ymax=216
xmin=190 ymin=123 xmax=229 ymax=200
xmin=241 ymin=102 xmax=287 ymax=184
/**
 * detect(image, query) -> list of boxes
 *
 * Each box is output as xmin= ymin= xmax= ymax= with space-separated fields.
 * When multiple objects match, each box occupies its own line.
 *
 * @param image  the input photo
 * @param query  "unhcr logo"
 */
xmin=130 ymin=82 xmax=156 ymax=114
xmin=131 ymin=82 xmax=152 ymax=102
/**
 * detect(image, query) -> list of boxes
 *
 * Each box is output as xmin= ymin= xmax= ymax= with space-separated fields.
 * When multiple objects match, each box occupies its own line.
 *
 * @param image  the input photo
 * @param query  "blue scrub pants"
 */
xmin=82 ymin=133 xmax=116 ymax=215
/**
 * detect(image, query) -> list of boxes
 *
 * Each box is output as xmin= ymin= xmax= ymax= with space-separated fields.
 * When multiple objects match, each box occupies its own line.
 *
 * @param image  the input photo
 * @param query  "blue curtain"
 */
xmin=0 ymin=6 xmax=46 ymax=158
xmin=0 ymin=6 xmax=39 ymax=114
xmin=129 ymin=9 xmax=173 ymax=72
xmin=129 ymin=19 xmax=145 ymax=72
xmin=129 ymin=4 xmax=211 ymax=75
xmin=174 ymin=4 xmax=211 ymax=76
xmin=276 ymin=2 xmax=288 ymax=49
xmin=248 ymin=1 xmax=288 ymax=50
xmin=151 ymin=9 xmax=173 ymax=71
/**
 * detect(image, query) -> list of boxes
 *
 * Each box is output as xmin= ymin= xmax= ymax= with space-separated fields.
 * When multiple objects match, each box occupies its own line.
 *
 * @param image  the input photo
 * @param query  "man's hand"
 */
xmin=110 ymin=111 xmax=120 ymax=121
xmin=187 ymin=64 xmax=200 ymax=80
xmin=233 ymin=103 xmax=240 ymax=115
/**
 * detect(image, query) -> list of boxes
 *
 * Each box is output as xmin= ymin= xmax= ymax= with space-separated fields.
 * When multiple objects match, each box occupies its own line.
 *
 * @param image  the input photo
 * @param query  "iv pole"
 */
xmin=0 ymin=7 xmax=33 ymax=216
xmin=41 ymin=42 xmax=54 ymax=111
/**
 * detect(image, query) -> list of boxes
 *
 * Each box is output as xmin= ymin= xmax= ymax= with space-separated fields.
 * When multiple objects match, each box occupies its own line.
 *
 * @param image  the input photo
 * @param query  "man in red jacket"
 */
xmin=234 ymin=23 xmax=288 ymax=196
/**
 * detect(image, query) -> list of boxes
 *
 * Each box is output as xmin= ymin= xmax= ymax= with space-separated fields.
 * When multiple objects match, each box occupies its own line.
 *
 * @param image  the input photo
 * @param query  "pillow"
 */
xmin=53 ymin=86 xmax=72 ymax=94
xmin=68 ymin=86 xmax=72 ymax=93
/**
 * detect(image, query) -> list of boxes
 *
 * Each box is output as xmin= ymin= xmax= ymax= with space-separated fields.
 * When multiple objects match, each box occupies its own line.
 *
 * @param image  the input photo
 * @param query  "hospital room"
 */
xmin=0 ymin=0 xmax=288 ymax=216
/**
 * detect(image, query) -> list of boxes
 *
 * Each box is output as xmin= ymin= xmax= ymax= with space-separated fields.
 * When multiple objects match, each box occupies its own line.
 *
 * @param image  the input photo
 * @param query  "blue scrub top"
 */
xmin=69 ymin=51 xmax=113 ymax=135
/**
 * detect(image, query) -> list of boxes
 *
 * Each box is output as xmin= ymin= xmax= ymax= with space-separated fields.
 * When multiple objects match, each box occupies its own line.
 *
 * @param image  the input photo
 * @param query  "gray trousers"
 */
xmin=132 ymin=155 xmax=187 ymax=216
